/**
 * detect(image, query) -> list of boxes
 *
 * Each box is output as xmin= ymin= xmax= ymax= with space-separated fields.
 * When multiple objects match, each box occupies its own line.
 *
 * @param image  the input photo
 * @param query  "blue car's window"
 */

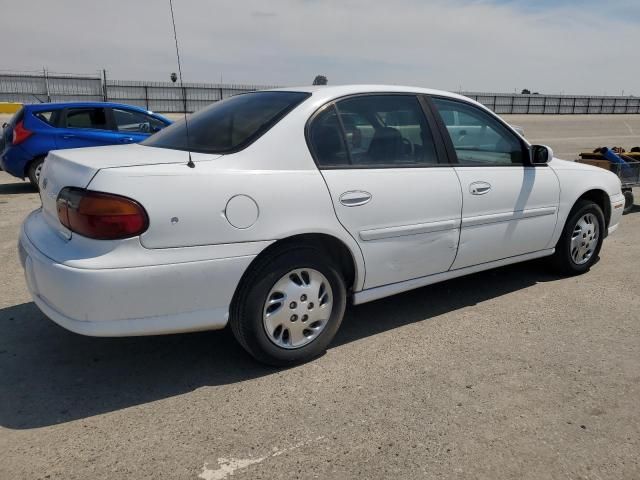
xmin=113 ymin=108 xmax=166 ymax=134
xmin=143 ymin=91 xmax=310 ymax=154
xmin=65 ymin=108 xmax=110 ymax=130
xmin=33 ymin=110 xmax=58 ymax=127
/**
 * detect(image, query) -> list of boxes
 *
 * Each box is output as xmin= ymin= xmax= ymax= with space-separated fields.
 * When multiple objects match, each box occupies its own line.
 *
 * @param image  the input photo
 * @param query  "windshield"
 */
xmin=142 ymin=91 xmax=310 ymax=154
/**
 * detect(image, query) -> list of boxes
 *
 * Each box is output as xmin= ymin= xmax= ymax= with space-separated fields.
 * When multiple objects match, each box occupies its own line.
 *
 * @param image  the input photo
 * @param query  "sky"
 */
xmin=1 ymin=0 xmax=638 ymax=95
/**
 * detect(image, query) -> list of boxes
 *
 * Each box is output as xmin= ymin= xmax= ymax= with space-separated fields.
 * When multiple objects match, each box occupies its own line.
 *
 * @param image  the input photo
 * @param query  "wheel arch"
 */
xmin=231 ymin=232 xmax=363 ymax=312
xmin=575 ymin=188 xmax=611 ymax=232
xmin=24 ymin=154 xmax=46 ymax=178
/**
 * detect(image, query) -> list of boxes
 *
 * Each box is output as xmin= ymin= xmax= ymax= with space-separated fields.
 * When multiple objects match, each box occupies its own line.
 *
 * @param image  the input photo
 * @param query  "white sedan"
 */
xmin=19 ymin=85 xmax=625 ymax=365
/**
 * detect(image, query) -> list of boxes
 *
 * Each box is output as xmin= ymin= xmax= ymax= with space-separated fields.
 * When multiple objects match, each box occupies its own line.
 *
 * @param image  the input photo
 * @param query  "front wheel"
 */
xmin=550 ymin=200 xmax=605 ymax=275
xmin=230 ymin=246 xmax=347 ymax=366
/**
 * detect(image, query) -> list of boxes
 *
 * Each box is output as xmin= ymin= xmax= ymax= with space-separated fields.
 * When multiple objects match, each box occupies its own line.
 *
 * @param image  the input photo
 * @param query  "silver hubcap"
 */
xmin=570 ymin=213 xmax=599 ymax=265
xmin=263 ymin=268 xmax=333 ymax=349
xmin=34 ymin=162 xmax=43 ymax=180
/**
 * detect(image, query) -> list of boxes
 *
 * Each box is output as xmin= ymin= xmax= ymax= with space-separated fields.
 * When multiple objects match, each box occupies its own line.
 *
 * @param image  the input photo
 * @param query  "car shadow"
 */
xmin=0 ymin=181 xmax=37 ymax=195
xmin=0 ymin=260 xmax=559 ymax=430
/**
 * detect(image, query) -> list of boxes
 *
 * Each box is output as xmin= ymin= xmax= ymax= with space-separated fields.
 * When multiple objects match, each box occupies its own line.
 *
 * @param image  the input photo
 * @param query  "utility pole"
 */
xmin=43 ymin=67 xmax=51 ymax=103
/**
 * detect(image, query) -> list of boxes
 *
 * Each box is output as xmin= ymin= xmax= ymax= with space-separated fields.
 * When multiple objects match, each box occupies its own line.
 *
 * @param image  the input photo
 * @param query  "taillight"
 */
xmin=56 ymin=188 xmax=149 ymax=240
xmin=12 ymin=120 xmax=33 ymax=145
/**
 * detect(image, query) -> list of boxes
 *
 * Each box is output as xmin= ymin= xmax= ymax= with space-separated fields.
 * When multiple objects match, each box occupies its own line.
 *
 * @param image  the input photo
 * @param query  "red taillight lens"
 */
xmin=12 ymin=120 xmax=33 ymax=145
xmin=56 ymin=188 xmax=149 ymax=240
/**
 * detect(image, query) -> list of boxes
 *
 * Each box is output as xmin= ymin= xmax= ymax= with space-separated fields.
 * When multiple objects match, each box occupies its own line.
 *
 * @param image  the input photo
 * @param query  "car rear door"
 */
xmin=308 ymin=94 xmax=462 ymax=289
xmin=56 ymin=107 xmax=117 ymax=149
xmin=428 ymin=96 xmax=560 ymax=269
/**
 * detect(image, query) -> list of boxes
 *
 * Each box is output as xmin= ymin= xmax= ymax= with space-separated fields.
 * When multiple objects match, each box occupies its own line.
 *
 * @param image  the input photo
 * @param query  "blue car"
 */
xmin=0 ymin=102 xmax=172 ymax=187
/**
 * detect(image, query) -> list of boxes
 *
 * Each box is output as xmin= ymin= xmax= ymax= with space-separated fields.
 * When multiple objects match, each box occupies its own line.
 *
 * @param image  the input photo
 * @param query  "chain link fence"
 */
xmin=1 ymin=70 xmax=638 ymax=114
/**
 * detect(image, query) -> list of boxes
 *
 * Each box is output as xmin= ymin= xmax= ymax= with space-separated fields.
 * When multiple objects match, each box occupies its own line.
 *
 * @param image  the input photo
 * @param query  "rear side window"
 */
xmin=64 ymin=108 xmax=110 ymax=130
xmin=33 ymin=110 xmax=58 ymax=126
xmin=143 ymin=91 xmax=310 ymax=153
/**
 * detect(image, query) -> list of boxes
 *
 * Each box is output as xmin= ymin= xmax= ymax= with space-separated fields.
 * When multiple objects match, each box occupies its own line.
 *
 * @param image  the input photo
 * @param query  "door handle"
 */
xmin=339 ymin=190 xmax=372 ymax=207
xmin=119 ymin=137 xmax=135 ymax=143
xmin=469 ymin=182 xmax=492 ymax=195
xmin=62 ymin=134 xmax=76 ymax=139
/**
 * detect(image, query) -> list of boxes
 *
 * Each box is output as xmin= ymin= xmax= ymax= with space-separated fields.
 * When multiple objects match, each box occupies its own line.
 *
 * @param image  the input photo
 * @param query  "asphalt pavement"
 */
xmin=0 ymin=115 xmax=639 ymax=479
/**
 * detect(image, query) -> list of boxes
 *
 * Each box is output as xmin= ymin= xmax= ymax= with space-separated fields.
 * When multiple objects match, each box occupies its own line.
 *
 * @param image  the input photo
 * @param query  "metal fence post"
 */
xmin=144 ymin=85 xmax=149 ymax=110
xmin=102 ymin=69 xmax=108 ymax=101
xmin=43 ymin=68 xmax=51 ymax=103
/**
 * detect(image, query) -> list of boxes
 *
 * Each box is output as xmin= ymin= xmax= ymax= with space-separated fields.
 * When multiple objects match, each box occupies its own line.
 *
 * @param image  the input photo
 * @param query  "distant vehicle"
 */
xmin=19 ymin=86 xmax=624 ymax=366
xmin=1 ymin=102 xmax=171 ymax=187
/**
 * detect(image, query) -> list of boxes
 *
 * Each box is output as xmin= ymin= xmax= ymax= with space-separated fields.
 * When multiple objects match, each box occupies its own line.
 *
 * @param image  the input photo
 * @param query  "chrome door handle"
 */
xmin=119 ymin=137 xmax=135 ymax=143
xmin=62 ymin=134 xmax=76 ymax=139
xmin=469 ymin=182 xmax=492 ymax=195
xmin=339 ymin=190 xmax=372 ymax=207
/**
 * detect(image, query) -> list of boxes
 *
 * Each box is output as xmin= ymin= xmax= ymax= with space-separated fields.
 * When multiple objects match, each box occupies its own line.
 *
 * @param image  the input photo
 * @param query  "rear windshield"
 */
xmin=142 ymin=91 xmax=310 ymax=154
xmin=9 ymin=107 xmax=24 ymax=127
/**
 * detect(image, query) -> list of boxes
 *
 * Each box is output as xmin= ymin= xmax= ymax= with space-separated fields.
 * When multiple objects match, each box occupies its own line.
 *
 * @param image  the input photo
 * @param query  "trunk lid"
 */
xmin=39 ymin=144 xmax=220 ymax=239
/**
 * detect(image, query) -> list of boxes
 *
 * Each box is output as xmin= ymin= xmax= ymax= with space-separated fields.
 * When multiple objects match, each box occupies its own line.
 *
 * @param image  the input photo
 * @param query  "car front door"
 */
xmin=56 ymin=107 xmax=116 ymax=149
xmin=110 ymin=107 xmax=168 ymax=144
xmin=308 ymin=94 xmax=462 ymax=289
xmin=429 ymin=96 xmax=560 ymax=269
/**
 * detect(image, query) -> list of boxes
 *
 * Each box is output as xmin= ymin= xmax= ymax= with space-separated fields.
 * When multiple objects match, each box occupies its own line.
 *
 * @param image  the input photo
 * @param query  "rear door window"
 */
xmin=336 ymin=95 xmax=439 ymax=166
xmin=143 ymin=91 xmax=310 ymax=153
xmin=307 ymin=105 xmax=349 ymax=167
xmin=64 ymin=108 xmax=110 ymax=130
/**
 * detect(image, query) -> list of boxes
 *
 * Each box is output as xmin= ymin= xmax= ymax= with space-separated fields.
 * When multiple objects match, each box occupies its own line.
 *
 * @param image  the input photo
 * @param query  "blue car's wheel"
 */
xmin=28 ymin=157 xmax=44 ymax=189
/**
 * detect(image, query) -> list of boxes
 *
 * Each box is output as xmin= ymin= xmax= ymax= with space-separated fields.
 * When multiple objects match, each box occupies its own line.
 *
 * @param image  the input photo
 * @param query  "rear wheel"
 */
xmin=27 ymin=157 xmax=44 ymax=188
xmin=550 ymin=200 xmax=605 ymax=275
xmin=230 ymin=245 xmax=347 ymax=366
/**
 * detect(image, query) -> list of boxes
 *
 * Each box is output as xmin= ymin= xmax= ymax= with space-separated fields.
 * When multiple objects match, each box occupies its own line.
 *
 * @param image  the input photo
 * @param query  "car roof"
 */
xmin=267 ymin=84 xmax=472 ymax=104
xmin=23 ymin=101 xmax=160 ymax=114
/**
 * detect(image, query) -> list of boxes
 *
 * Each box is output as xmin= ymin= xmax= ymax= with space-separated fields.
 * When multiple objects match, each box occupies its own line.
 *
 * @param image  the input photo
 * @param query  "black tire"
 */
xmin=27 ymin=157 xmax=44 ymax=189
xmin=230 ymin=245 xmax=347 ymax=366
xmin=550 ymin=200 xmax=605 ymax=276
xmin=623 ymin=190 xmax=634 ymax=214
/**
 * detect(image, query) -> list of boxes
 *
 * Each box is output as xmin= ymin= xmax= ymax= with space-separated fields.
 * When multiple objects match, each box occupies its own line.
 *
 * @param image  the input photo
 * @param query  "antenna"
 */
xmin=169 ymin=0 xmax=195 ymax=168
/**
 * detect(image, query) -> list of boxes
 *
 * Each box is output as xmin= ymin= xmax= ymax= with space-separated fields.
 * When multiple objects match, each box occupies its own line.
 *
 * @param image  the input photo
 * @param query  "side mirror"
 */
xmin=1 ymin=122 xmax=7 ymax=129
xmin=531 ymin=144 xmax=553 ymax=165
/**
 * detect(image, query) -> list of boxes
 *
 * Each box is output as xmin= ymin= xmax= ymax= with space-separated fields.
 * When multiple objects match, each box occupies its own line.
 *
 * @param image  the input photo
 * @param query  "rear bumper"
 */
xmin=19 ymin=213 xmax=257 ymax=337
xmin=1 ymin=144 xmax=32 ymax=178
